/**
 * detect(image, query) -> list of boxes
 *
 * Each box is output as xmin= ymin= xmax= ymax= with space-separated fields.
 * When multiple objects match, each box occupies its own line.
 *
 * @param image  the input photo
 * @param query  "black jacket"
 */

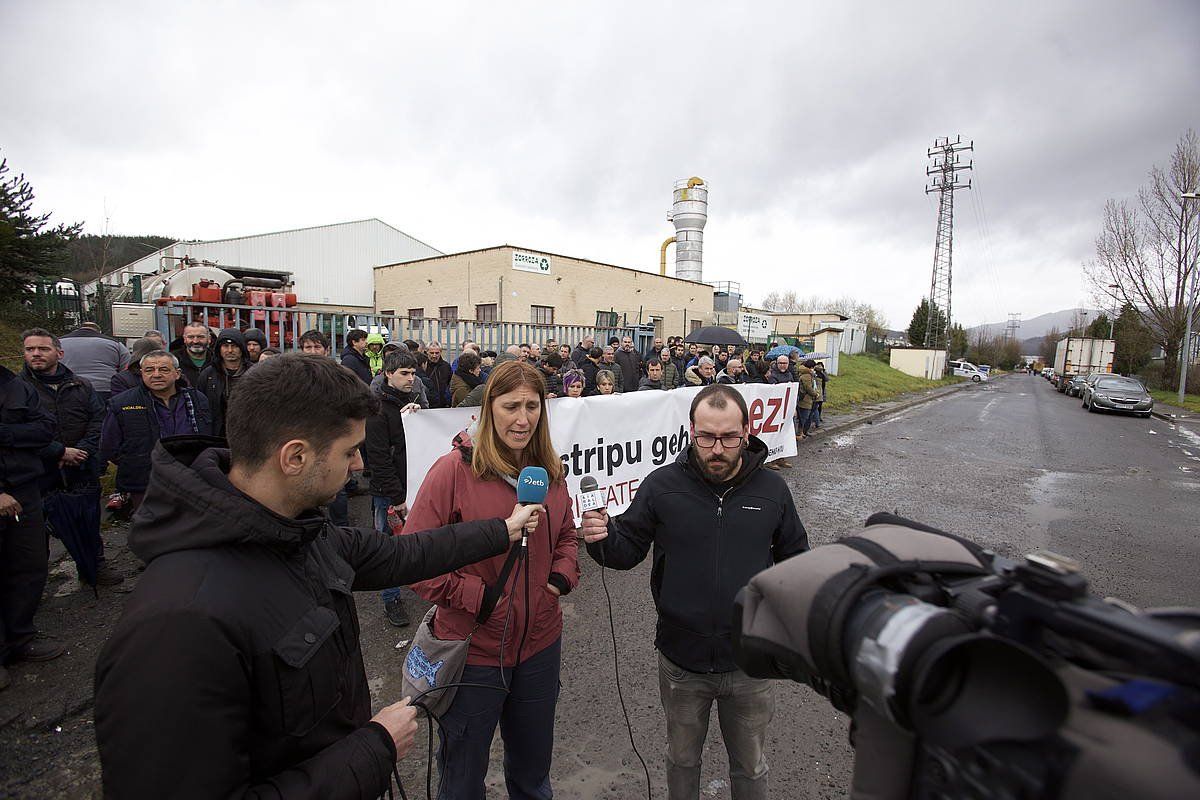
xmin=21 ymin=364 xmax=105 ymax=492
xmin=424 ymin=358 xmax=453 ymax=408
xmin=198 ymin=360 xmax=249 ymax=437
xmin=94 ymin=440 xmax=512 ymax=800
xmin=99 ymin=383 xmax=212 ymax=493
xmin=365 ymin=385 xmax=421 ymax=506
xmin=587 ymin=437 xmax=808 ymax=673
xmin=613 ymin=348 xmax=642 ymax=392
xmin=171 ymin=346 xmax=210 ymax=388
xmin=340 ymin=346 xmax=373 ymax=384
xmin=0 ymin=365 xmax=56 ymax=496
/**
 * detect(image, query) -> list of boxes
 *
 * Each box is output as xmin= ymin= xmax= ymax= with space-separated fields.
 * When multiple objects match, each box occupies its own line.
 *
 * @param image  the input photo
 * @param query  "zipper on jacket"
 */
xmin=710 ymin=489 xmax=729 ymax=672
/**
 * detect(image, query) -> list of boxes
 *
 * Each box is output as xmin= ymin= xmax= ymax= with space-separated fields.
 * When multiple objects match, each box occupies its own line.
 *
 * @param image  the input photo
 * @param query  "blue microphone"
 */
xmin=516 ymin=466 xmax=549 ymax=548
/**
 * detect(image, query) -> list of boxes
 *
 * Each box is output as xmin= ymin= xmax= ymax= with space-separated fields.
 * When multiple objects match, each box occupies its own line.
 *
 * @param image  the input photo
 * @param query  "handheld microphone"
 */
xmin=516 ymin=466 xmax=549 ymax=548
xmin=578 ymin=475 xmax=607 ymax=514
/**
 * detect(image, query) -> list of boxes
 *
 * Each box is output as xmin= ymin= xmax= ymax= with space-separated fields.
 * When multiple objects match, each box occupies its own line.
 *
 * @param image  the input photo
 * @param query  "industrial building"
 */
xmin=83 ymin=218 xmax=441 ymax=312
xmin=373 ymin=245 xmax=717 ymax=336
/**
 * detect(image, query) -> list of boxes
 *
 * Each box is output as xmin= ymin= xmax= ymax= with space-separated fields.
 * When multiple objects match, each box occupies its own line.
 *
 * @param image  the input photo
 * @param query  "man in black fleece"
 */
xmin=581 ymin=384 xmax=809 ymax=800
xmin=94 ymin=354 xmax=543 ymax=799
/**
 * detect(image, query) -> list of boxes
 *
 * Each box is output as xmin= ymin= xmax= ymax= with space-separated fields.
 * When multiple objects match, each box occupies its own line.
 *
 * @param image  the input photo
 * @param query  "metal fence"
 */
xmin=155 ymin=302 xmax=647 ymax=356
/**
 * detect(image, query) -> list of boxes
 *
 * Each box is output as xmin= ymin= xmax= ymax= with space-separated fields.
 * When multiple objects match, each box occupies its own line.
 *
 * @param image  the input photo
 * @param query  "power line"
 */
xmin=924 ymin=136 xmax=973 ymax=350
xmin=1005 ymin=312 xmax=1021 ymax=342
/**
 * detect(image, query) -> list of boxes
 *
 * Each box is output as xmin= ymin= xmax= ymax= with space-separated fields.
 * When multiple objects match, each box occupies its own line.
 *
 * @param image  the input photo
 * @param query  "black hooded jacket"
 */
xmin=198 ymin=329 xmax=251 ymax=436
xmin=94 ymin=439 xmax=512 ymax=799
xmin=0 ymin=365 xmax=56 ymax=496
xmin=365 ymin=384 xmax=420 ymax=506
xmin=20 ymin=363 xmax=105 ymax=492
xmin=586 ymin=436 xmax=808 ymax=673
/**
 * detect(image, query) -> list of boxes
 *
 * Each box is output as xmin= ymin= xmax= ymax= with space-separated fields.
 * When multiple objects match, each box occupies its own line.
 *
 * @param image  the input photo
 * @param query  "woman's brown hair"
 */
xmin=472 ymin=360 xmax=564 ymax=483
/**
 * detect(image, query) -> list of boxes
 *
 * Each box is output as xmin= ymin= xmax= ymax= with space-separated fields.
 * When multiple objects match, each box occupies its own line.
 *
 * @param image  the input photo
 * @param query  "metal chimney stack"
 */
xmin=669 ymin=177 xmax=707 ymax=282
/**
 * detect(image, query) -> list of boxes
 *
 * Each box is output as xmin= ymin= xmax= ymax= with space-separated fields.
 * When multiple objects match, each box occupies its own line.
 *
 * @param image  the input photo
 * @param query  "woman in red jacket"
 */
xmin=403 ymin=359 xmax=579 ymax=799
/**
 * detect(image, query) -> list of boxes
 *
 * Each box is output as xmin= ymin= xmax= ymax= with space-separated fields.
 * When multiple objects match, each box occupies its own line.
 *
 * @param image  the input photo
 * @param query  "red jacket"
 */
xmin=402 ymin=432 xmax=580 ymax=667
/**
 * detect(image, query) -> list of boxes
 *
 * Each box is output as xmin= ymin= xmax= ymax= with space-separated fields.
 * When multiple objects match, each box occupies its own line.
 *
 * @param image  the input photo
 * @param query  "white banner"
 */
xmin=403 ymin=384 xmax=798 ymax=522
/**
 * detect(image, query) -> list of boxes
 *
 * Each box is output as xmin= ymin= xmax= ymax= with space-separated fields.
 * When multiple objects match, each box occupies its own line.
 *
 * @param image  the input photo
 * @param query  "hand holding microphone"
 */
xmin=505 ymin=503 xmax=544 ymax=542
xmin=578 ymin=476 xmax=610 ymax=544
xmin=515 ymin=466 xmax=550 ymax=548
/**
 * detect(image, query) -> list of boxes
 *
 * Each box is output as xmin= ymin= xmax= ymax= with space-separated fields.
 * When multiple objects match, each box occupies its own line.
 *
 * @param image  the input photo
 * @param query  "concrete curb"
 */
xmin=1151 ymin=409 xmax=1198 ymax=424
xmin=807 ymin=375 xmax=997 ymax=440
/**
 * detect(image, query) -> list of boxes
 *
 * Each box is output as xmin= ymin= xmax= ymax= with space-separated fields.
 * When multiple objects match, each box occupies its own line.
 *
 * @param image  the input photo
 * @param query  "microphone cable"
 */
xmin=594 ymin=542 xmax=653 ymax=799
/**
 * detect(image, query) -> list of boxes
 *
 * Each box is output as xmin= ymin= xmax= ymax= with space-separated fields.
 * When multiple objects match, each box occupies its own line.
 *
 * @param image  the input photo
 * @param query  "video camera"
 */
xmin=733 ymin=512 xmax=1200 ymax=799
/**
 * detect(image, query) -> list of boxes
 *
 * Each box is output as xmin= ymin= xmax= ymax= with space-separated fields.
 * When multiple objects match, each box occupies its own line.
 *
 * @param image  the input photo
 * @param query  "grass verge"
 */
xmin=1149 ymin=390 xmax=1200 ymax=414
xmin=822 ymin=354 xmax=960 ymax=413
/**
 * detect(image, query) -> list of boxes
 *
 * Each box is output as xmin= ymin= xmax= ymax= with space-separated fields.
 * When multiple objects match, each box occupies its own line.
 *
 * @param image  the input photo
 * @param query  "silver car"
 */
xmin=1081 ymin=375 xmax=1154 ymax=418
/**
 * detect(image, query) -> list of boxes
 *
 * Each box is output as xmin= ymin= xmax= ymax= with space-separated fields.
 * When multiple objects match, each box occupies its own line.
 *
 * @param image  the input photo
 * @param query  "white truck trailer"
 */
xmin=1053 ymin=337 xmax=1115 ymax=392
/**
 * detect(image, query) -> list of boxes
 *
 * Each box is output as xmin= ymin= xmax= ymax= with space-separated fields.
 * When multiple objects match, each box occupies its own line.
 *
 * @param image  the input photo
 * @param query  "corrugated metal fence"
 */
xmin=155 ymin=302 xmax=645 ymax=356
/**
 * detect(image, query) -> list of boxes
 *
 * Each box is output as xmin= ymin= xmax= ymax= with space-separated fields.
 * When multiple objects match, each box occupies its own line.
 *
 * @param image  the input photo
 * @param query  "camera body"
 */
xmin=733 ymin=513 xmax=1200 ymax=799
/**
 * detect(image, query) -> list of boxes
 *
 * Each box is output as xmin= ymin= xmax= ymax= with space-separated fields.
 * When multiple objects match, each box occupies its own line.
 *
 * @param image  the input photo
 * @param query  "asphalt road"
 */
xmin=3 ymin=372 xmax=1198 ymax=798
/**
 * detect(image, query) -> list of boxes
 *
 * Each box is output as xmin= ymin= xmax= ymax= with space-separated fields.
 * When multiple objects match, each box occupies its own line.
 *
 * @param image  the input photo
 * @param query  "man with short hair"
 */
xmin=20 ymin=329 xmax=119 ymax=587
xmin=717 ymin=357 xmax=748 ymax=384
xmin=366 ymin=351 xmax=426 ymax=628
xmin=529 ymin=342 xmax=542 ymax=361
xmin=615 ymin=336 xmax=643 ymax=393
xmin=582 ymin=385 xmax=808 ymax=800
xmin=173 ymin=321 xmax=214 ymax=388
xmin=539 ymin=353 xmax=564 ymax=398
xmin=100 ymin=352 xmax=212 ymax=513
xmin=198 ymin=329 xmax=252 ymax=437
xmin=298 ymin=329 xmax=331 ymax=355
xmin=644 ymin=337 xmax=666 ymax=363
xmin=685 ymin=356 xmax=717 ymax=386
xmin=600 ymin=346 xmax=625 ymax=392
xmin=142 ymin=329 xmax=167 ymax=350
xmin=243 ymin=328 xmax=268 ymax=363
xmin=59 ymin=322 xmax=131 ymax=404
xmin=518 ymin=343 xmax=531 ymax=361
xmin=571 ymin=335 xmax=595 ymax=368
xmin=341 ymin=329 xmax=373 ymax=383
xmin=1 ymin=355 xmax=58 ymax=688
xmin=94 ymin=354 xmax=543 ymax=798
xmin=581 ymin=346 xmax=604 ymax=392
xmin=639 ymin=359 xmax=666 ymax=391
xmin=423 ymin=341 xmax=453 ymax=408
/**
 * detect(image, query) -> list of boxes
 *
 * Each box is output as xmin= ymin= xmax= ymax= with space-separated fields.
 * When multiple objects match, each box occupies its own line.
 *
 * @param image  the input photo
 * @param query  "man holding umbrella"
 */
xmin=20 ymin=329 xmax=122 ymax=588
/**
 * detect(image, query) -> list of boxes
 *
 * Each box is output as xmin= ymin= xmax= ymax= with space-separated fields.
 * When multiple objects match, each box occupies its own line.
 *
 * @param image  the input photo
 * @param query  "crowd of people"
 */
xmin=1 ymin=319 xmax=825 ymax=799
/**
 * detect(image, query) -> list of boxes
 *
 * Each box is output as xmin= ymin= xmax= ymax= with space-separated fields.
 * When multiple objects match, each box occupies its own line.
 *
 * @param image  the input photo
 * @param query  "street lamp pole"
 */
xmin=1180 ymin=192 xmax=1199 ymax=405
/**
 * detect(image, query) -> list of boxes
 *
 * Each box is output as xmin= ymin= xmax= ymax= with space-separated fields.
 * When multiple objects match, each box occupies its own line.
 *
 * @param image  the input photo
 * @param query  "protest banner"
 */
xmin=404 ymin=383 xmax=797 ymax=521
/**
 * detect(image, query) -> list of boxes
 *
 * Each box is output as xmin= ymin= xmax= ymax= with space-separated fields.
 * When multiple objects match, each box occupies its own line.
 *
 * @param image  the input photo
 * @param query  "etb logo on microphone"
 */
xmin=522 ymin=475 xmax=546 ymax=488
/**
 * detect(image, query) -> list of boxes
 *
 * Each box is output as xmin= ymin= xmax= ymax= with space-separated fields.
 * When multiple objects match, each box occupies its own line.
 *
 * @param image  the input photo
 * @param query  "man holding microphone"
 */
xmin=581 ymin=384 xmax=809 ymax=800
xmin=94 ymin=354 xmax=544 ymax=798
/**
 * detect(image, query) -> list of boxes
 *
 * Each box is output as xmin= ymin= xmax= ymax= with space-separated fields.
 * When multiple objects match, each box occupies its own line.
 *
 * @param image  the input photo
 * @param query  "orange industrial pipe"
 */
xmin=660 ymin=236 xmax=677 ymax=276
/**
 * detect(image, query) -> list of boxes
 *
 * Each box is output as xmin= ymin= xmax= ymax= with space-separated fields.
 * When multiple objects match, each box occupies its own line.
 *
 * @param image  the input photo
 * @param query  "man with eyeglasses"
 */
xmin=581 ymin=384 xmax=808 ymax=800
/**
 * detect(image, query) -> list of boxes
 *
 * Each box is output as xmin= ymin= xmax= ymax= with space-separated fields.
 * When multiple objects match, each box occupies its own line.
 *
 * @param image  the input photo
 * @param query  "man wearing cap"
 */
xmin=198 ymin=329 xmax=251 ymax=437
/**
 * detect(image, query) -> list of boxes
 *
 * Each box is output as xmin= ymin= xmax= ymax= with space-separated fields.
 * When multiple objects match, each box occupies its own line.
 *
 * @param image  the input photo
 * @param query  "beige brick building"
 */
xmin=374 ymin=246 xmax=716 ymax=337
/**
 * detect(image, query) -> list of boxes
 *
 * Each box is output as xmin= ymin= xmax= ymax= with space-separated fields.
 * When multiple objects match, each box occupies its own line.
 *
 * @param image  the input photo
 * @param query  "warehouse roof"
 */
xmin=375 ymin=244 xmax=716 ymax=289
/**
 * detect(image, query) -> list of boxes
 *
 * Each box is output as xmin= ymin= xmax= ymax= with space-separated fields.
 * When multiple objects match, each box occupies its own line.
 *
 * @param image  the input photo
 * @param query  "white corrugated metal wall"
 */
xmin=99 ymin=219 xmax=441 ymax=308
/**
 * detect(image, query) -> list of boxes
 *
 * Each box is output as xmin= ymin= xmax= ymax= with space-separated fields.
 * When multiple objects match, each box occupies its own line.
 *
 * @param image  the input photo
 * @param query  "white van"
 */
xmin=948 ymin=359 xmax=989 ymax=382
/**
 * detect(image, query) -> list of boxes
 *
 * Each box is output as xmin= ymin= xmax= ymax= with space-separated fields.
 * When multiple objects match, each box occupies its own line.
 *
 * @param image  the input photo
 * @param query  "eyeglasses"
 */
xmin=693 ymin=434 xmax=744 ymax=449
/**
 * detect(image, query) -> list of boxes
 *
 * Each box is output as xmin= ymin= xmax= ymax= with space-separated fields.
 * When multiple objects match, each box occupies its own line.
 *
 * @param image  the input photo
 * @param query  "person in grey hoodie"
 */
xmin=638 ymin=359 xmax=667 ymax=390
xmin=59 ymin=323 xmax=131 ymax=404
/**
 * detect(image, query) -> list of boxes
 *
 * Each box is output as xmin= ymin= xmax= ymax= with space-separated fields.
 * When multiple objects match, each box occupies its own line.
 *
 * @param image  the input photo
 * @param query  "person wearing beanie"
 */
xmin=197 ymin=329 xmax=251 ymax=436
xmin=110 ymin=339 xmax=168 ymax=396
xmin=364 ymin=332 xmax=386 ymax=375
xmin=242 ymin=328 xmax=268 ymax=363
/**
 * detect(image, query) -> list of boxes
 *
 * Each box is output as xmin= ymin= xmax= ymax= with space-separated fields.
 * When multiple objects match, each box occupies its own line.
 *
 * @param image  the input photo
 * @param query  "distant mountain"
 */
xmin=968 ymin=308 xmax=1103 ymax=341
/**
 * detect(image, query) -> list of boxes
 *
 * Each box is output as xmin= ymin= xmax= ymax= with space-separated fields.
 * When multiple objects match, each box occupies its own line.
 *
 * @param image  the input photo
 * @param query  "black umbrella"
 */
xmin=684 ymin=326 xmax=749 ymax=347
xmin=44 ymin=489 xmax=103 ymax=592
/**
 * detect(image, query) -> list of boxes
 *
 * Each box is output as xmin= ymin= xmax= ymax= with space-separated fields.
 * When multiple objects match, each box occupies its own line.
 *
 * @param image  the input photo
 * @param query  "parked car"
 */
xmin=1041 ymin=367 xmax=1054 ymax=379
xmin=1065 ymin=374 xmax=1088 ymax=397
xmin=1081 ymin=375 xmax=1154 ymax=417
xmin=948 ymin=359 xmax=989 ymax=382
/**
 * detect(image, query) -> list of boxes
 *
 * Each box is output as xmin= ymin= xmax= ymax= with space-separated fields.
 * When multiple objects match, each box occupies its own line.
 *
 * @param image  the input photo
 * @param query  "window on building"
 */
xmin=595 ymin=310 xmax=619 ymax=328
xmin=476 ymin=303 xmax=498 ymax=322
xmin=439 ymin=306 xmax=459 ymax=323
xmin=379 ymin=309 xmax=395 ymax=317
xmin=690 ymin=319 xmax=703 ymax=333
xmin=531 ymin=305 xmax=554 ymax=325
xmin=408 ymin=308 xmax=424 ymax=320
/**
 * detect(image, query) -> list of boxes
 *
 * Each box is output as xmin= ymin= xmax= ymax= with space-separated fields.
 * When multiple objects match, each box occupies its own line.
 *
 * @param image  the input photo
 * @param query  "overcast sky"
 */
xmin=3 ymin=1 xmax=1197 ymax=329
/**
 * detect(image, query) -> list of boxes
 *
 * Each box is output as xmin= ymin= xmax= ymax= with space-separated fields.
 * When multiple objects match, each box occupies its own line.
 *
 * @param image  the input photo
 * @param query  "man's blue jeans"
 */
xmin=374 ymin=496 xmax=415 ymax=605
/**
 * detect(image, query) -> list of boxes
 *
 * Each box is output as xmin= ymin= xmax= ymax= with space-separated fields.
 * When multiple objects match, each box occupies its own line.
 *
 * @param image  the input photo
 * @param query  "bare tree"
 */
xmin=1086 ymin=130 xmax=1200 ymax=387
xmin=759 ymin=291 xmax=890 ymax=338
